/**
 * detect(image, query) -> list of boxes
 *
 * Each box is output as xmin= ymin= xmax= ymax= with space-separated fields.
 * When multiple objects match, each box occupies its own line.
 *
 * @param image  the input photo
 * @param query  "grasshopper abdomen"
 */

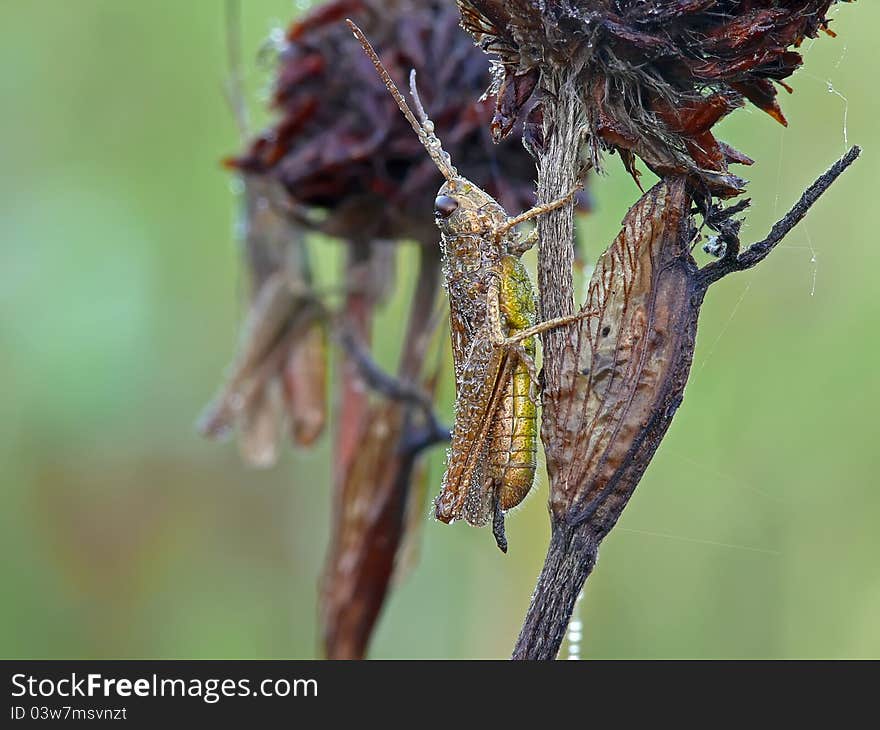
xmin=488 ymin=256 xmax=538 ymax=512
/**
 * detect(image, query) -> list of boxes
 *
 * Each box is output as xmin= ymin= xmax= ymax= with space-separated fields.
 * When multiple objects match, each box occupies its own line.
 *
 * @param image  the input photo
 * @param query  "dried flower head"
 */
xmin=458 ymin=0 xmax=849 ymax=195
xmin=228 ymin=0 xmax=559 ymax=244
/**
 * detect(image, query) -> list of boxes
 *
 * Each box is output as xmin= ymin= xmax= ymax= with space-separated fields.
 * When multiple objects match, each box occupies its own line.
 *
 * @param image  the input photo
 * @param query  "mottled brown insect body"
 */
xmin=432 ymin=177 xmax=540 ymax=533
xmin=349 ymin=20 xmax=585 ymax=550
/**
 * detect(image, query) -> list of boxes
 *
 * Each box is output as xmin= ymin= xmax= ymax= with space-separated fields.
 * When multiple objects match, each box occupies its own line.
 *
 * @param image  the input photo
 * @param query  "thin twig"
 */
xmin=702 ymin=146 xmax=861 ymax=285
xmin=224 ymin=0 xmax=249 ymax=140
xmin=337 ymin=328 xmax=434 ymax=413
xmin=336 ymin=247 xmax=451 ymax=455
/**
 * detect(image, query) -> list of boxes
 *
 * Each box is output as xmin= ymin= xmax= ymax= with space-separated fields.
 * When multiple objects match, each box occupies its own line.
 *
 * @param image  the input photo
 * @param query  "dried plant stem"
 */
xmin=536 ymin=71 xmax=585 ymax=381
xmin=322 ymin=243 xmax=441 ymax=659
xmin=512 ymin=519 xmax=598 ymax=660
xmin=516 ymin=70 xmax=592 ymax=661
xmin=701 ymin=145 xmax=862 ymax=285
xmin=334 ymin=244 xmax=378 ymax=484
xmin=398 ymin=245 xmax=441 ymax=382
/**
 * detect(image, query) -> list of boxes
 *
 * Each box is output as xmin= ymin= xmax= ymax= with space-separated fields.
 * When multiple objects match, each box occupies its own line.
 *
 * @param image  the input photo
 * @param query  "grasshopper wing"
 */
xmin=435 ymin=331 xmax=516 ymax=526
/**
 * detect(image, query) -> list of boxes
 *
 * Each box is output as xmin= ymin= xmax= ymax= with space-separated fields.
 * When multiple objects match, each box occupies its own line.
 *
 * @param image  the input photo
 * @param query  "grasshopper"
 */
xmin=348 ymin=20 xmax=588 ymax=551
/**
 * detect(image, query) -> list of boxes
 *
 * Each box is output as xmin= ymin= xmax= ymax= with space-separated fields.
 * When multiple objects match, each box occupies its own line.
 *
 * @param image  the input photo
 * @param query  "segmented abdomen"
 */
xmin=488 ymin=256 xmax=538 ymax=511
xmin=488 ymin=340 xmax=537 ymax=510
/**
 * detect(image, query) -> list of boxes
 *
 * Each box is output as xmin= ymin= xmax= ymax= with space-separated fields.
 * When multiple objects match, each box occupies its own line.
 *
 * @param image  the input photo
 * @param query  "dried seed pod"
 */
xmin=544 ymin=177 xmax=703 ymax=534
xmin=543 ymin=148 xmax=857 ymax=538
xmin=198 ymin=176 xmax=327 ymax=458
xmin=320 ymin=400 xmax=413 ymax=659
xmin=514 ymin=147 xmax=859 ymax=659
xmin=457 ymin=0 xmax=850 ymax=195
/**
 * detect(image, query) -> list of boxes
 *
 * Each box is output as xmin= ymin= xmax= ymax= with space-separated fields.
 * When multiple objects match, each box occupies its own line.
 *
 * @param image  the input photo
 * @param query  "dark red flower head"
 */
xmin=458 ymin=0 xmax=850 ymax=196
xmin=229 ymin=0 xmax=579 ymax=244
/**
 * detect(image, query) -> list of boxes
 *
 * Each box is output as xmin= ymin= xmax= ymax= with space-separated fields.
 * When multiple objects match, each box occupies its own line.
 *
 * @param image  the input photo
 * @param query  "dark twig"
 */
xmin=512 ymin=520 xmax=598 ymax=660
xmin=337 ymin=328 xmax=436 ymax=418
xmin=701 ymin=146 xmax=861 ymax=285
xmin=336 ymin=305 xmax=451 ymax=457
xmin=400 ymin=419 xmax=452 ymax=456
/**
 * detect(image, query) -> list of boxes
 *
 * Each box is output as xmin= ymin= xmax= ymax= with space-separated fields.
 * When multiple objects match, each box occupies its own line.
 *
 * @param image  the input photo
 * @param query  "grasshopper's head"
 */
xmin=434 ymin=178 xmax=507 ymax=237
xmin=347 ymin=21 xmax=510 ymax=241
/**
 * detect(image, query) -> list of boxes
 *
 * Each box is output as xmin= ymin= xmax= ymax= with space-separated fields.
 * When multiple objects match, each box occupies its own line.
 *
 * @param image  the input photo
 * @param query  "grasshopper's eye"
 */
xmin=434 ymin=195 xmax=459 ymax=218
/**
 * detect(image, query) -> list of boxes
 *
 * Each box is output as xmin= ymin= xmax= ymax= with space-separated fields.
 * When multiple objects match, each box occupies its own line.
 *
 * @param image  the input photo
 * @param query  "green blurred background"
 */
xmin=1 ymin=1 xmax=877 ymax=659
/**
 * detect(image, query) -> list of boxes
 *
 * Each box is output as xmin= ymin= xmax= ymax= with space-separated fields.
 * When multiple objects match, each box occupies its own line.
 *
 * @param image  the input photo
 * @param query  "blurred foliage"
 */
xmin=1 ymin=1 xmax=878 ymax=658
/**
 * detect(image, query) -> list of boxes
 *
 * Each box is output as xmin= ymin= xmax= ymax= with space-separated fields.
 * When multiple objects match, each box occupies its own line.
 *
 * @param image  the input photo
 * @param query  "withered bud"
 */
xmin=544 ymin=178 xmax=702 ymax=535
xmin=516 ymin=146 xmax=859 ymax=659
xmin=458 ymin=0 xmax=850 ymax=195
xmin=228 ymin=0 xmax=573 ymax=245
xmin=198 ymin=176 xmax=327 ymax=464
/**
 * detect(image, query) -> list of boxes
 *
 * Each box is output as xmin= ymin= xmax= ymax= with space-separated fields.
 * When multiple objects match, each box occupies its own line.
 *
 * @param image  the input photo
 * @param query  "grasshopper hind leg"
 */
xmin=491 ymin=493 xmax=508 ymax=553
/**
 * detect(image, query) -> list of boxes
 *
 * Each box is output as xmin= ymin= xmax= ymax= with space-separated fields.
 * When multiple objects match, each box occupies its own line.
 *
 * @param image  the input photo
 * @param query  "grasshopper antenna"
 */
xmin=346 ymin=19 xmax=458 ymax=182
xmin=409 ymin=70 xmax=429 ymax=125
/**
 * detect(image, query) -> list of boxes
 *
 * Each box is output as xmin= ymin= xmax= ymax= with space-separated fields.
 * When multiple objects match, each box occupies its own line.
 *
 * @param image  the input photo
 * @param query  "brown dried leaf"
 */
xmin=281 ymin=320 xmax=327 ymax=447
xmin=198 ymin=177 xmax=327 ymax=456
xmin=543 ymin=178 xmax=705 ymax=534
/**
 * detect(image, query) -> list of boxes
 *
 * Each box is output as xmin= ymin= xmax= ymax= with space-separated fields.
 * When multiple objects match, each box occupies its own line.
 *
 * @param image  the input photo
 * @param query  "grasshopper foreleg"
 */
xmin=494 ymin=186 xmax=581 ymax=243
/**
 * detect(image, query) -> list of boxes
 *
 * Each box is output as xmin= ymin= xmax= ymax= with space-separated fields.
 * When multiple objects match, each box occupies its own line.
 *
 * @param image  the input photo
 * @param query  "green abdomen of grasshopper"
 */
xmin=489 ymin=255 xmax=538 ymax=511
xmin=437 ymin=240 xmax=540 ymax=527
